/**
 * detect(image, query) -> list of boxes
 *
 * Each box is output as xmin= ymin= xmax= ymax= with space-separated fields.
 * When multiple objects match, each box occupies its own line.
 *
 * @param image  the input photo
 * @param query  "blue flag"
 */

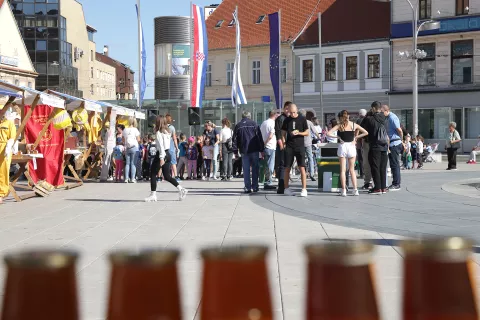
xmin=135 ymin=4 xmax=146 ymax=109
xmin=268 ymin=12 xmax=282 ymax=109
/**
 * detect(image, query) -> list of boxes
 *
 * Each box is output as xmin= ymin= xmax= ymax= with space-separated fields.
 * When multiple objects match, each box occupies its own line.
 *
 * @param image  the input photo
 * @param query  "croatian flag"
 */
xmin=191 ymin=4 xmax=208 ymax=108
xmin=231 ymin=7 xmax=247 ymax=107
xmin=269 ymin=12 xmax=282 ymax=109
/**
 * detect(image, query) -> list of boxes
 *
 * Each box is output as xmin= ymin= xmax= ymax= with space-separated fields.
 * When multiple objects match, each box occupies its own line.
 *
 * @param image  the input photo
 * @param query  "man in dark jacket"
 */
xmin=274 ymin=101 xmax=292 ymax=194
xmin=233 ymin=111 xmax=265 ymax=193
xmin=361 ymin=101 xmax=389 ymax=195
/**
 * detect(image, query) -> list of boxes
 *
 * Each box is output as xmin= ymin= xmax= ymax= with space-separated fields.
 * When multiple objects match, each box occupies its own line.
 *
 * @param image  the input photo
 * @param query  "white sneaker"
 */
xmin=131 ymin=179 xmax=137 ymax=184
xmin=178 ymin=187 xmax=188 ymax=201
xmin=340 ymin=189 xmax=347 ymax=197
xmin=213 ymin=176 xmax=218 ymax=180
xmin=145 ymin=192 xmax=157 ymax=202
xmin=300 ymin=189 xmax=308 ymax=197
xmin=352 ymin=189 xmax=359 ymax=196
xmin=201 ymin=177 xmax=206 ymax=181
xmin=284 ymin=188 xmax=295 ymax=196
xmin=124 ymin=180 xmax=129 ymax=183
xmin=107 ymin=177 xmax=114 ymax=181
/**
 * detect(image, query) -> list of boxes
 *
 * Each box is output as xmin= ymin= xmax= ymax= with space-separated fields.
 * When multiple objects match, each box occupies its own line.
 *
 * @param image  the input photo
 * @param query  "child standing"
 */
xmin=112 ymin=141 xmax=125 ymax=182
xmin=410 ymin=136 xmax=417 ymax=169
xmin=202 ymin=138 xmax=214 ymax=181
xmin=196 ymin=135 xmax=204 ymax=180
xmin=177 ymin=133 xmax=188 ymax=180
xmin=403 ymin=134 xmax=412 ymax=169
xmin=416 ymin=135 xmax=424 ymax=169
xmin=186 ymin=136 xmax=198 ymax=180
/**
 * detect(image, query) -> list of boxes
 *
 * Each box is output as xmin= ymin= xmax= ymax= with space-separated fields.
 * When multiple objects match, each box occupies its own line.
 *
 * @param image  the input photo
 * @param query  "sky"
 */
xmin=80 ymin=0 xmax=214 ymax=99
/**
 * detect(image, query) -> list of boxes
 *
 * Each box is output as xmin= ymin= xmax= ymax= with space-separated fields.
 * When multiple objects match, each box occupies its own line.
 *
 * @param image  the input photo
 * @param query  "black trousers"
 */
xmin=356 ymin=147 xmax=363 ymax=176
xmin=447 ymin=148 xmax=457 ymax=169
xmin=275 ymin=147 xmax=285 ymax=191
xmin=150 ymin=152 xmax=179 ymax=192
xmin=369 ymin=149 xmax=388 ymax=191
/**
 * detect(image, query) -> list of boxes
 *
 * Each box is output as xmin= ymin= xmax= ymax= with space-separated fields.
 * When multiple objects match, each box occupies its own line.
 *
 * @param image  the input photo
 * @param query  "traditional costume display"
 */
xmin=0 ymin=115 xmax=16 ymax=198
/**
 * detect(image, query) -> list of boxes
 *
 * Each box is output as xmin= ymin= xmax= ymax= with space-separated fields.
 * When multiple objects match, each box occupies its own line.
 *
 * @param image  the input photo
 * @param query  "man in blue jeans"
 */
xmin=382 ymin=104 xmax=403 ymax=191
xmin=260 ymin=110 xmax=278 ymax=190
xmin=233 ymin=111 xmax=265 ymax=193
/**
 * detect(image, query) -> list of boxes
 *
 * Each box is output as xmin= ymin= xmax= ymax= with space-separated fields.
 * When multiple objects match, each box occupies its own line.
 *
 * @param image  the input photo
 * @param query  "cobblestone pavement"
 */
xmin=0 ymin=162 xmax=479 ymax=319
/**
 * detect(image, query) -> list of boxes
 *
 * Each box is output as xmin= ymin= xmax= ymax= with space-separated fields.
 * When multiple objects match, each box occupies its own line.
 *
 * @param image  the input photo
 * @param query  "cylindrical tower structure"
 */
xmin=154 ymin=16 xmax=192 ymax=100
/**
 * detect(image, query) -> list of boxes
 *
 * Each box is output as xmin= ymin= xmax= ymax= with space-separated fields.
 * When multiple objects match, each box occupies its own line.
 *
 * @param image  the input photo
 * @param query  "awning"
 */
xmin=0 ymin=88 xmax=22 ymax=98
xmin=90 ymin=100 xmax=130 ymax=117
xmin=0 ymin=80 xmax=65 ymax=109
xmin=47 ymin=90 xmax=102 ymax=113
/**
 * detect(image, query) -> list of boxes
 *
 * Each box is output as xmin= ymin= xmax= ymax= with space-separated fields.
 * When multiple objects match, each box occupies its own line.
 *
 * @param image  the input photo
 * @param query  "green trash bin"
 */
xmin=259 ymin=158 xmax=267 ymax=184
xmin=317 ymin=160 xmax=341 ymax=191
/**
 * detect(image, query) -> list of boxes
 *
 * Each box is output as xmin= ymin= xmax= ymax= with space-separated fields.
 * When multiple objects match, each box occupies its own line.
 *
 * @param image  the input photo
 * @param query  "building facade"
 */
xmin=204 ymin=0 xmax=336 ymax=108
xmin=96 ymin=52 xmax=135 ymax=101
xmin=0 ymin=0 xmax=37 ymax=88
xmin=391 ymin=0 xmax=480 ymax=151
xmin=293 ymin=0 xmax=391 ymax=124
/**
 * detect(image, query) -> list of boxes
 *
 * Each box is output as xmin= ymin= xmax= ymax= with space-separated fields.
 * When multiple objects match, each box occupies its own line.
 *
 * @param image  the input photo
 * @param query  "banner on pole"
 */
xmin=191 ymin=4 xmax=208 ymax=108
xmin=269 ymin=12 xmax=283 ymax=109
xmin=231 ymin=7 xmax=247 ymax=108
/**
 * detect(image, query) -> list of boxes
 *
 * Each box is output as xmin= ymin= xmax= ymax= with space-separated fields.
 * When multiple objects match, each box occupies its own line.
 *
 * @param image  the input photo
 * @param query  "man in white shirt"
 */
xmin=260 ymin=110 xmax=277 ymax=189
xmin=468 ymin=134 xmax=480 ymax=164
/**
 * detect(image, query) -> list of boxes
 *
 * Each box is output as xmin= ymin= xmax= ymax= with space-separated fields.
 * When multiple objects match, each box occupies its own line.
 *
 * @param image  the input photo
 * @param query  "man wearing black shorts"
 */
xmin=274 ymin=101 xmax=291 ymax=194
xmin=281 ymin=104 xmax=309 ymax=197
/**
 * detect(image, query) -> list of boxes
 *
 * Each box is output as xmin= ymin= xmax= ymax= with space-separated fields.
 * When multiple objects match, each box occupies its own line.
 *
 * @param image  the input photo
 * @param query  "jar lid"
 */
xmin=305 ymin=241 xmax=374 ymax=265
xmin=201 ymin=245 xmax=268 ymax=261
xmin=5 ymin=250 xmax=78 ymax=269
xmin=402 ymin=237 xmax=472 ymax=259
xmin=109 ymin=248 xmax=180 ymax=266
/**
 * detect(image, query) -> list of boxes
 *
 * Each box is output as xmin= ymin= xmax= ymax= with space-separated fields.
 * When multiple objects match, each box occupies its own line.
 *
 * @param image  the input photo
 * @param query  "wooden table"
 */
xmin=62 ymin=149 xmax=83 ymax=190
xmin=8 ymin=154 xmax=43 ymax=202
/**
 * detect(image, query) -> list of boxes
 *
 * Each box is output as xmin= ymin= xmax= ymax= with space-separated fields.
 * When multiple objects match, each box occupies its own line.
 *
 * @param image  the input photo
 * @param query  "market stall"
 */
xmin=46 ymin=90 xmax=103 ymax=181
xmin=0 ymin=80 xmax=66 ymax=202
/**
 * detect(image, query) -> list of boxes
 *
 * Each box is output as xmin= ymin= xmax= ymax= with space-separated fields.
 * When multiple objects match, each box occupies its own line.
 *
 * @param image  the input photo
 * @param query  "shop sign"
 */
xmin=0 ymin=55 xmax=19 ymax=67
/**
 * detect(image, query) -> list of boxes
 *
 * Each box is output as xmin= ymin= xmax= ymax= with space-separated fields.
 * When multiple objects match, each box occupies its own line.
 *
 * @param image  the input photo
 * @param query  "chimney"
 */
xmin=103 ymin=45 xmax=109 ymax=56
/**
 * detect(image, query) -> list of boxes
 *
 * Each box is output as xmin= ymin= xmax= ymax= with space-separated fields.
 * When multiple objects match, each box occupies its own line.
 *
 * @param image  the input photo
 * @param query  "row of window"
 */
xmin=90 ymin=67 xmax=115 ymax=84
xmin=89 ymin=85 xmax=115 ymax=98
xmin=418 ymin=0 xmax=469 ymax=19
xmin=417 ymin=40 xmax=473 ymax=85
xmin=10 ymin=3 xmax=59 ymax=15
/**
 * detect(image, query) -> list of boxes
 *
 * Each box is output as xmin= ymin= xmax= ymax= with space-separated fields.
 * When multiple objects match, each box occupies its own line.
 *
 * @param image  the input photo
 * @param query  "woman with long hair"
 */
xmin=327 ymin=110 xmax=368 ymax=197
xmin=219 ymin=117 xmax=234 ymax=180
xmin=122 ymin=117 xmax=140 ymax=183
xmin=145 ymin=115 xmax=188 ymax=202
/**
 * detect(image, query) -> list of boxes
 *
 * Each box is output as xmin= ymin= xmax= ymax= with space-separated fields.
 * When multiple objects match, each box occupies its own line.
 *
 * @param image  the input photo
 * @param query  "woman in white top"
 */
xmin=122 ymin=117 xmax=140 ymax=183
xmin=145 ymin=115 xmax=188 ymax=202
xmin=219 ymin=118 xmax=234 ymax=180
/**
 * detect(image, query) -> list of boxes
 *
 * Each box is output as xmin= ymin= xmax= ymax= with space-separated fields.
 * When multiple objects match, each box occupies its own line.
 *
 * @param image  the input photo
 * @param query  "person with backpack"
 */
xmin=112 ymin=140 xmax=125 ymax=182
xmin=361 ymin=101 xmax=389 ymax=195
xmin=219 ymin=118 xmax=234 ymax=181
xmin=260 ymin=110 xmax=278 ymax=189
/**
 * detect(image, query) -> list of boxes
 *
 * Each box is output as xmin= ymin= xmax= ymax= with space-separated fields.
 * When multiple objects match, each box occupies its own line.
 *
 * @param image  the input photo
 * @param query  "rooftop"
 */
xmin=206 ymin=0 xmax=337 ymax=50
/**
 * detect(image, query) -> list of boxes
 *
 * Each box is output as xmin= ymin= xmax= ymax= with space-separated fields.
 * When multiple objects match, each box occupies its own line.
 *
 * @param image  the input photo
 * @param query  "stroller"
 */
xmin=423 ymin=143 xmax=439 ymax=163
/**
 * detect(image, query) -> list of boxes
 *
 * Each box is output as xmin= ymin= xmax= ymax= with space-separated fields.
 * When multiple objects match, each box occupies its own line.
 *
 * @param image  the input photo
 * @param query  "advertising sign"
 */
xmin=172 ymin=44 xmax=190 ymax=76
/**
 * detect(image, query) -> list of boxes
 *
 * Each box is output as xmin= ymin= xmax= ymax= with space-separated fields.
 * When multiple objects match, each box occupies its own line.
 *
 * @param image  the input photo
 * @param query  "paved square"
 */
xmin=0 ymin=163 xmax=479 ymax=319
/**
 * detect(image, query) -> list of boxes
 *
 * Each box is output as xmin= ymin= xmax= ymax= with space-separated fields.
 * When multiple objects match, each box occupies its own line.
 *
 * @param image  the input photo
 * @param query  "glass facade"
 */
xmin=10 ymin=0 xmax=82 ymax=97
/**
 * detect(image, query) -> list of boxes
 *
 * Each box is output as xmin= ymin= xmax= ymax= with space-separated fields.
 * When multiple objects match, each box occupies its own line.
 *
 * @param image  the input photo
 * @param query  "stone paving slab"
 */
xmin=0 ymin=163 xmax=479 ymax=319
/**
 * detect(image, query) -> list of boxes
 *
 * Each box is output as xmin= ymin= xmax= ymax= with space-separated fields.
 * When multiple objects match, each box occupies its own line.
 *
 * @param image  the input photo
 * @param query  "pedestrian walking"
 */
xmin=382 ymin=104 xmax=403 ymax=191
xmin=145 ymin=115 xmax=188 ymax=202
xmin=233 ymin=111 xmax=265 ymax=193
xmin=219 ymin=118 xmax=234 ymax=181
xmin=260 ymin=110 xmax=277 ymax=190
xmin=327 ymin=110 xmax=368 ymax=197
xmin=362 ymin=102 xmax=389 ymax=195
xmin=122 ymin=117 xmax=141 ymax=183
xmin=446 ymin=122 xmax=462 ymax=170
xmin=281 ymin=104 xmax=309 ymax=197
xmin=275 ymin=101 xmax=291 ymax=194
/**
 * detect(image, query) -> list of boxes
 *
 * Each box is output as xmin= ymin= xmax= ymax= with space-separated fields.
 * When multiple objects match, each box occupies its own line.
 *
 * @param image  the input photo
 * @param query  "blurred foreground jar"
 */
xmin=305 ymin=241 xmax=380 ymax=320
xmin=1 ymin=250 xmax=79 ymax=320
xmin=107 ymin=249 xmax=181 ymax=320
xmin=200 ymin=245 xmax=272 ymax=320
xmin=402 ymin=237 xmax=478 ymax=320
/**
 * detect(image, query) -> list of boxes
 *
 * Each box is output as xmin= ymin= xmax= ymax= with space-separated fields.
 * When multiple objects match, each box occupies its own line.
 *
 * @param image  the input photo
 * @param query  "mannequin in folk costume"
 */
xmin=0 ymin=107 xmax=17 ymax=204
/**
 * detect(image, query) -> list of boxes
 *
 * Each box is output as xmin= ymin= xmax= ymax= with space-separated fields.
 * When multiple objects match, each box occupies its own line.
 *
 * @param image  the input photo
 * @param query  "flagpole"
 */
xmin=278 ymin=9 xmax=282 ymax=109
xmin=318 ymin=12 xmax=324 ymax=127
xmin=137 ymin=0 xmax=141 ymax=109
xmin=190 ymin=1 xmax=193 ymax=107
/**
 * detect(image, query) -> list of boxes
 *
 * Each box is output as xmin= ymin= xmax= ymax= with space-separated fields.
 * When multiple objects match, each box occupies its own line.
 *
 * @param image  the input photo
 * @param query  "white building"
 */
xmin=391 ymin=0 xmax=480 ymax=151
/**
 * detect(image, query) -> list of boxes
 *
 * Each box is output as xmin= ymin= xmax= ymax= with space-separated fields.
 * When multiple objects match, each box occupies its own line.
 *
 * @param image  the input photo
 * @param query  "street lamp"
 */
xmin=375 ymin=0 xmax=440 ymax=136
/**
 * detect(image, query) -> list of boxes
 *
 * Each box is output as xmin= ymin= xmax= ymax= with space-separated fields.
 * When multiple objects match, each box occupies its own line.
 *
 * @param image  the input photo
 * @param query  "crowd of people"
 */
xmin=102 ymin=100 xmax=478 ymax=202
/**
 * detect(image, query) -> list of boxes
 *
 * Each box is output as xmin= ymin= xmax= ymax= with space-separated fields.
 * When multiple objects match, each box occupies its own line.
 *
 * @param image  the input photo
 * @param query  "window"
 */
xmin=451 ymin=40 xmax=473 ymax=84
xmin=14 ymin=80 xmax=20 ymax=86
xmin=302 ymin=59 xmax=313 ymax=82
xmin=456 ymin=0 xmax=469 ymax=15
xmin=418 ymin=43 xmax=436 ymax=85
xmin=281 ymin=58 xmax=287 ymax=83
xmin=90 ymin=84 xmax=94 ymax=94
xmin=206 ymin=65 xmax=212 ymax=87
xmin=465 ymin=107 xmax=480 ymax=138
xmin=91 ymin=67 xmax=94 ymax=78
xmin=256 ymin=15 xmax=266 ymax=24
xmin=36 ymin=40 xmax=47 ymax=50
xmin=215 ymin=20 xmax=224 ymax=28
xmin=91 ymin=50 xmax=93 ymax=62
xmin=226 ymin=62 xmax=234 ymax=86
xmin=28 ymin=82 xmax=32 ymax=88
xmin=346 ymin=56 xmax=358 ymax=80
xmin=367 ymin=54 xmax=380 ymax=78
xmin=228 ymin=19 xmax=235 ymax=27
xmin=35 ymin=3 xmax=46 ymax=15
xmin=419 ymin=0 xmax=431 ymax=19
xmin=325 ymin=58 xmax=336 ymax=81
xmin=252 ymin=60 xmax=261 ymax=84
